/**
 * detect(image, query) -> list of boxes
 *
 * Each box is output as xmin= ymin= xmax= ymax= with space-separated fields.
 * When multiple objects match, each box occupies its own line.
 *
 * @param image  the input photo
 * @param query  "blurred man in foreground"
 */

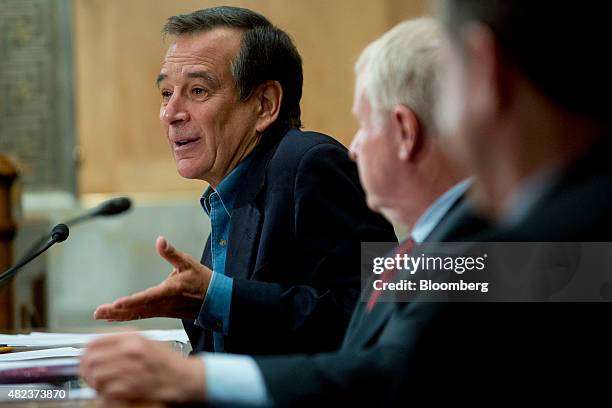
xmin=426 ymin=0 xmax=612 ymax=397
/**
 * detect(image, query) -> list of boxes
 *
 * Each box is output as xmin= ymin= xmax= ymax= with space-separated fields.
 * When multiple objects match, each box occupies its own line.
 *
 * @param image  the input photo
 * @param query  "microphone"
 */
xmin=22 ymin=197 xmax=132 ymax=260
xmin=51 ymin=224 xmax=69 ymax=243
xmin=0 ymin=198 xmax=132 ymax=288
xmin=64 ymin=197 xmax=132 ymax=227
xmin=0 ymin=224 xmax=70 ymax=287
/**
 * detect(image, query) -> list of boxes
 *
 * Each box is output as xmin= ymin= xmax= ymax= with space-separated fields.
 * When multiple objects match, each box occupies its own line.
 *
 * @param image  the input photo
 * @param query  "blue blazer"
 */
xmin=183 ymin=128 xmax=397 ymax=355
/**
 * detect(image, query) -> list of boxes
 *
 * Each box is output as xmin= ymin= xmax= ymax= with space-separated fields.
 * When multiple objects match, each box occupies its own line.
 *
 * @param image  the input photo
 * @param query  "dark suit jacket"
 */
xmin=254 ymin=196 xmax=490 ymax=406
xmin=184 ymin=128 xmax=397 ymax=355
xmin=255 ymin=136 xmax=612 ymax=406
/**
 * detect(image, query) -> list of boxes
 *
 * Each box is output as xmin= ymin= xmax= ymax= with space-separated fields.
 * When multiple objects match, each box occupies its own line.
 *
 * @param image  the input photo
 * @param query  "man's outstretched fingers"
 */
xmin=155 ymin=236 xmax=190 ymax=268
xmin=94 ymin=285 xmax=164 ymax=320
xmin=113 ymin=285 xmax=163 ymax=309
xmin=94 ymin=305 xmax=137 ymax=321
xmin=94 ymin=304 xmax=113 ymax=319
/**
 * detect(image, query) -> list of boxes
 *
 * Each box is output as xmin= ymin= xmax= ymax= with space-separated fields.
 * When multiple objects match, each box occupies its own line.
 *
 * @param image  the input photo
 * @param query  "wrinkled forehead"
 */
xmin=160 ymin=28 xmax=243 ymax=78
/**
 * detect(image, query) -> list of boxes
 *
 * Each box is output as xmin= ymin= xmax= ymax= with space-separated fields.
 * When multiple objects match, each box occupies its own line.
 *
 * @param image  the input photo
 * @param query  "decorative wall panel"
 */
xmin=0 ymin=0 xmax=75 ymax=193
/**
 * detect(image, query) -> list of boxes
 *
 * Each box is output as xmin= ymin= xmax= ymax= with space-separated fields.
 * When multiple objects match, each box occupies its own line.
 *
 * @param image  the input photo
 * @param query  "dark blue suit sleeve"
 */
xmin=253 ymin=300 xmax=443 ymax=406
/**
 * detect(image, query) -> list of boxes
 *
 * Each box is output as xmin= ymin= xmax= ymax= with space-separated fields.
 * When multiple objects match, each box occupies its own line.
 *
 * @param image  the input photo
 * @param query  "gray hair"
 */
xmin=356 ymin=18 xmax=441 ymax=133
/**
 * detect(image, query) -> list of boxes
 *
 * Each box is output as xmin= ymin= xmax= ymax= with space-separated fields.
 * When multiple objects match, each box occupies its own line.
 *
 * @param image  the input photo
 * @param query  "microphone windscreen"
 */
xmin=51 ymin=224 xmax=69 ymax=242
xmin=95 ymin=197 xmax=132 ymax=216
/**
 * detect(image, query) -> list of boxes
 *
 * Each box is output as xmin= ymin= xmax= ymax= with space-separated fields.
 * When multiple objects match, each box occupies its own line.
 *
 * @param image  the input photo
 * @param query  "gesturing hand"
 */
xmin=94 ymin=236 xmax=212 ymax=321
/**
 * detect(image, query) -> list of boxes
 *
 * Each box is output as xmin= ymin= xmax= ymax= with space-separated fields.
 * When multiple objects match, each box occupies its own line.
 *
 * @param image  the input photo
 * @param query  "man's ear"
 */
xmin=392 ymin=105 xmax=421 ymax=162
xmin=255 ymin=80 xmax=283 ymax=133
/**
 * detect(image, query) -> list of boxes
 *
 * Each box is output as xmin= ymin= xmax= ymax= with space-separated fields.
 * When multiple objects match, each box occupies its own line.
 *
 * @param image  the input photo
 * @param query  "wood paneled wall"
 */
xmin=74 ymin=0 xmax=426 ymax=194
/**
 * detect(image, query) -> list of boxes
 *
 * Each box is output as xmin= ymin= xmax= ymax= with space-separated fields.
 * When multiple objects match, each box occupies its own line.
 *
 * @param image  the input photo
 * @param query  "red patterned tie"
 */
xmin=367 ymin=237 xmax=415 ymax=312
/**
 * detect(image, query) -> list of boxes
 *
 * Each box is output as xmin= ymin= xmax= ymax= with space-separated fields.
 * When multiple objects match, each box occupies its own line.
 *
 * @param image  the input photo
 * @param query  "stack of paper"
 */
xmin=0 ymin=347 xmax=82 ymax=362
xmin=0 ymin=329 xmax=189 ymax=348
xmin=0 ymin=329 xmax=189 ymax=387
xmin=0 ymin=358 xmax=80 ymax=385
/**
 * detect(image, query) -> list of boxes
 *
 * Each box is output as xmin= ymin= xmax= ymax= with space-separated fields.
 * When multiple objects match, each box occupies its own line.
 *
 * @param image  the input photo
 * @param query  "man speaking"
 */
xmin=93 ymin=6 xmax=396 ymax=355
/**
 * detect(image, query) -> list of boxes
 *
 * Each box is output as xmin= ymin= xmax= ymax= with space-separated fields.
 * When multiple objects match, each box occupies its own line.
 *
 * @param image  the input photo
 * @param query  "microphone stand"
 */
xmin=22 ymin=197 xmax=132 ymax=259
xmin=0 ymin=224 xmax=69 ymax=288
xmin=1 ymin=197 xmax=131 ymax=288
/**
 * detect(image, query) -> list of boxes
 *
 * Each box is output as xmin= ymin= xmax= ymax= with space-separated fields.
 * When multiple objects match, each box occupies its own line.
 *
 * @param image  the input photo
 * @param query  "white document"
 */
xmin=0 ymin=329 xmax=188 ymax=348
xmin=0 ymin=357 xmax=79 ymax=371
xmin=0 ymin=347 xmax=82 ymax=363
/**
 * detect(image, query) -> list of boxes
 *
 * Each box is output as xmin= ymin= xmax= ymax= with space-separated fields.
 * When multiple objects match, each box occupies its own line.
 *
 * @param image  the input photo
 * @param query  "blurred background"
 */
xmin=0 ymin=0 xmax=425 ymax=332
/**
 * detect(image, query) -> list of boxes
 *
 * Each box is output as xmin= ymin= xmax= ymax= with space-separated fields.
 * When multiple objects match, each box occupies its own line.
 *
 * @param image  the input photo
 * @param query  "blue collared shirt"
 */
xmin=411 ymin=178 xmax=472 ymax=243
xmin=198 ymin=155 xmax=253 ymax=352
xmin=200 ymin=179 xmax=471 ymax=406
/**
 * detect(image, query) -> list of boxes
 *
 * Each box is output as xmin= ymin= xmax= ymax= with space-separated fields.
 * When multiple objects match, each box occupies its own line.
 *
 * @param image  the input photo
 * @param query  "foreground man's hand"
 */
xmin=80 ymin=334 xmax=205 ymax=402
xmin=94 ymin=236 xmax=212 ymax=321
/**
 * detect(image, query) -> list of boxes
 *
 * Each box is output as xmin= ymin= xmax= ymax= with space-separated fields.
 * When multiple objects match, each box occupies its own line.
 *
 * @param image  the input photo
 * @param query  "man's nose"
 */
xmin=161 ymin=93 xmax=189 ymax=125
xmin=348 ymin=132 xmax=361 ymax=162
